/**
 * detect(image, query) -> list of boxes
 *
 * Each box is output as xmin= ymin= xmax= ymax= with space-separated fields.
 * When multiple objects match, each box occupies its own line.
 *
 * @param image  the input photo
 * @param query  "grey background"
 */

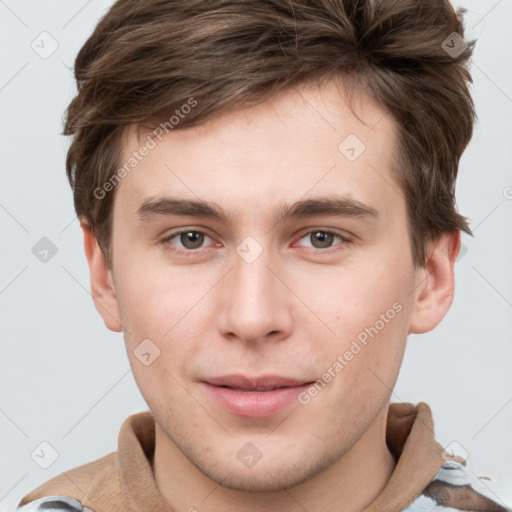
xmin=1 ymin=1 xmax=511 ymax=510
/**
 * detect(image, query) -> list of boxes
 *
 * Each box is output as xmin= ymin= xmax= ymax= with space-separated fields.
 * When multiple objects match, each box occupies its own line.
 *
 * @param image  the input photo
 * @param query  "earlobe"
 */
xmin=81 ymin=221 xmax=123 ymax=332
xmin=408 ymin=230 xmax=460 ymax=335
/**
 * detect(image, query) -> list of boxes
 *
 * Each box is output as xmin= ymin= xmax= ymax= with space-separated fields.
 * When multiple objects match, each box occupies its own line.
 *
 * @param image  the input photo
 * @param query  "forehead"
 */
xmin=114 ymin=79 xmax=402 ymax=225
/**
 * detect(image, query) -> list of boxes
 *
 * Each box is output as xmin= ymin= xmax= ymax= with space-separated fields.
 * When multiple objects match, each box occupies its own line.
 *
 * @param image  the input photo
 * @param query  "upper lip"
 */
xmin=203 ymin=374 xmax=313 ymax=391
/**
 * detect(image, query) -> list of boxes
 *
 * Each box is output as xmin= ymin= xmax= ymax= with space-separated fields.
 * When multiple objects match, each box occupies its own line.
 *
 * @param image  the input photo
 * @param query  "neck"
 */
xmin=153 ymin=407 xmax=395 ymax=512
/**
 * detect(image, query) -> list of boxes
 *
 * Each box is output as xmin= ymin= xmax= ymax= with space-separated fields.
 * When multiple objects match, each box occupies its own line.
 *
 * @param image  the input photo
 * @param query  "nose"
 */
xmin=215 ymin=241 xmax=294 ymax=345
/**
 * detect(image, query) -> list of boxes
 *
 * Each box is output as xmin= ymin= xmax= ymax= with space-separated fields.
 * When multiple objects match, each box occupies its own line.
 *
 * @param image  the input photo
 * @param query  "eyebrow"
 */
xmin=136 ymin=195 xmax=379 ymax=225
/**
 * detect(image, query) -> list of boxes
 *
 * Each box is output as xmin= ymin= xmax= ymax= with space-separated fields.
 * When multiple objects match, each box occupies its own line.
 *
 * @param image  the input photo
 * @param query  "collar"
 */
xmin=18 ymin=402 xmax=447 ymax=512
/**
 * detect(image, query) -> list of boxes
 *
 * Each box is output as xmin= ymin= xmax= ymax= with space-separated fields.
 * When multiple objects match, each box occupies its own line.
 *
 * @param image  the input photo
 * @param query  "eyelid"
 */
xmin=294 ymin=226 xmax=352 ymax=240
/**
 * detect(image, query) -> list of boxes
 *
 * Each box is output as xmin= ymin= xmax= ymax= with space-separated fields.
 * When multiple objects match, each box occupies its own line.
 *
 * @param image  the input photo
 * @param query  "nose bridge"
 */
xmin=234 ymin=240 xmax=272 ymax=301
xmin=216 ymin=236 xmax=292 ymax=342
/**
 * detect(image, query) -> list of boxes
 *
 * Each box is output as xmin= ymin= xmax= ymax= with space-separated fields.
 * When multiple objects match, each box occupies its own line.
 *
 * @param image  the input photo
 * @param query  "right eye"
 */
xmin=162 ymin=229 xmax=215 ymax=252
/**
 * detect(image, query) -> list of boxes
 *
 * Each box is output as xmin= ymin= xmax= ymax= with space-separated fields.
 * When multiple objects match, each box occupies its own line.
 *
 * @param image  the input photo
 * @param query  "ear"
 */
xmin=408 ymin=230 xmax=460 ymax=334
xmin=81 ymin=222 xmax=122 ymax=332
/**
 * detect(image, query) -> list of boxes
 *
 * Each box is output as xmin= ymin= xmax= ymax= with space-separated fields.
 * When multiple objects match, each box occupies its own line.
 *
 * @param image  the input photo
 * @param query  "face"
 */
xmin=88 ymin=79 xmax=456 ymax=493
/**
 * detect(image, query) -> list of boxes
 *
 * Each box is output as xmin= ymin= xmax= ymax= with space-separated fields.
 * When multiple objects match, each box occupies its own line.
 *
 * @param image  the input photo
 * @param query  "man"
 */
xmin=16 ymin=0 xmax=510 ymax=511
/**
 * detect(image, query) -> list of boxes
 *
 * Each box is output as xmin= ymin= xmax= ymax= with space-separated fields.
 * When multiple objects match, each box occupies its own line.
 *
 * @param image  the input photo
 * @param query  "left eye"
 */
xmin=296 ymin=230 xmax=346 ymax=250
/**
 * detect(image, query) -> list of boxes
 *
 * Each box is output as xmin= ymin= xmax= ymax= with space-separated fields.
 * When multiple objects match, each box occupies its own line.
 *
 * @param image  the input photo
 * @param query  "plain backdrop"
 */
xmin=1 ymin=1 xmax=511 ymax=510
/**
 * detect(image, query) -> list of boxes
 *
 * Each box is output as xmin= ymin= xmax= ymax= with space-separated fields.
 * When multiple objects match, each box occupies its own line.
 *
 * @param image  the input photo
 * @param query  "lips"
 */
xmin=203 ymin=374 xmax=312 ymax=391
xmin=201 ymin=374 xmax=315 ymax=418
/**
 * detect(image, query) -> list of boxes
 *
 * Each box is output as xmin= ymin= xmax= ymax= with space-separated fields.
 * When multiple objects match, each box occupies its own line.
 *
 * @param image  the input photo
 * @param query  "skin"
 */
xmin=82 ymin=78 xmax=460 ymax=512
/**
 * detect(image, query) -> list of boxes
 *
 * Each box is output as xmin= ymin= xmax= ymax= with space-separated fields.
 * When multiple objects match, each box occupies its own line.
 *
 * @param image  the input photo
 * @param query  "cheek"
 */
xmin=113 ymin=262 xmax=211 ymax=379
xmin=291 ymin=256 xmax=415 ymax=396
xmin=294 ymin=257 xmax=412 ymax=337
xmin=114 ymin=256 xmax=200 ymax=336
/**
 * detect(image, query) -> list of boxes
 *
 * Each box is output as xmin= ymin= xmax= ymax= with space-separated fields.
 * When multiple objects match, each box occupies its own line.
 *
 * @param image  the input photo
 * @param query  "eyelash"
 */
xmin=160 ymin=228 xmax=352 ymax=256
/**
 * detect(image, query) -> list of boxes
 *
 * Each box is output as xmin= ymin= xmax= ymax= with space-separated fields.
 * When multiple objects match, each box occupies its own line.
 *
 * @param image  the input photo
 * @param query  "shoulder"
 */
xmin=16 ymin=495 xmax=95 ymax=511
xmin=404 ymin=461 xmax=511 ymax=512
xmin=16 ymin=452 xmax=117 ymax=512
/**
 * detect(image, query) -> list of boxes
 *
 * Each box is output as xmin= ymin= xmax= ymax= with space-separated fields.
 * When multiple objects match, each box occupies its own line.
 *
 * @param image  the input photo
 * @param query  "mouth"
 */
xmin=201 ymin=374 xmax=315 ymax=417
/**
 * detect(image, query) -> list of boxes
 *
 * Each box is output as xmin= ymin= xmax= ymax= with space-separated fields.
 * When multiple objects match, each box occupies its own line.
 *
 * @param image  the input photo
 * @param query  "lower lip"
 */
xmin=202 ymin=382 xmax=312 ymax=418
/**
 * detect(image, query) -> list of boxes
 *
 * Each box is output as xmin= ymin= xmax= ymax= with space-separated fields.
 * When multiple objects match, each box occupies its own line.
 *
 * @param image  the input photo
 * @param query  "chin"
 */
xmin=210 ymin=467 xmax=310 ymax=493
xmin=199 ymin=450 xmax=336 ymax=493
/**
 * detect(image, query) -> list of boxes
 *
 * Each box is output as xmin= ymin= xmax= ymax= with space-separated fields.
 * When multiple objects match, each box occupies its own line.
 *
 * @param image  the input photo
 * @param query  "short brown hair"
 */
xmin=64 ymin=0 xmax=475 ymax=268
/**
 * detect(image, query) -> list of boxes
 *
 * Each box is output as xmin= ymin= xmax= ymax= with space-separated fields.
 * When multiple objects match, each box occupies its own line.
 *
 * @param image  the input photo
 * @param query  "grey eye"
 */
xmin=298 ymin=231 xmax=342 ymax=250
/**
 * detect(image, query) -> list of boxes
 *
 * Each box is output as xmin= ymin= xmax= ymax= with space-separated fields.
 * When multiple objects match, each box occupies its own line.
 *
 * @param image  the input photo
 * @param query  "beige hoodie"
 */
xmin=16 ymin=402 xmax=509 ymax=512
